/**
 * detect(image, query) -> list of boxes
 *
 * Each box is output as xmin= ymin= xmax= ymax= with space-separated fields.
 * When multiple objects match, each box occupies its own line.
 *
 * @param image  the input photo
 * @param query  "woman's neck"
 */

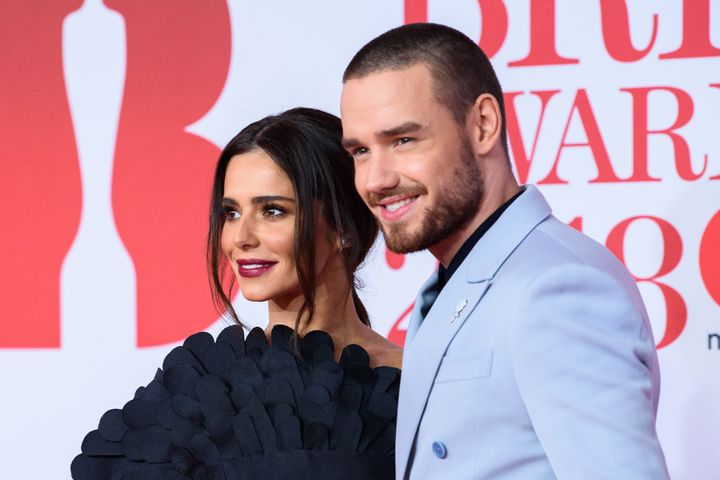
xmin=265 ymin=263 xmax=371 ymax=354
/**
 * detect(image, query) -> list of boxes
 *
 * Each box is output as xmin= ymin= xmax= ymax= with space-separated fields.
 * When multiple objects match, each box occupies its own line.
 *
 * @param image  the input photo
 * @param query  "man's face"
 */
xmin=341 ymin=63 xmax=484 ymax=254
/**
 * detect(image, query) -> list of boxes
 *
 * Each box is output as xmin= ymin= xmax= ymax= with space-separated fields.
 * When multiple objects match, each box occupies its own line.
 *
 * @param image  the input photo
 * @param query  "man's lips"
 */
xmin=235 ymin=259 xmax=277 ymax=278
xmin=374 ymin=195 xmax=419 ymax=222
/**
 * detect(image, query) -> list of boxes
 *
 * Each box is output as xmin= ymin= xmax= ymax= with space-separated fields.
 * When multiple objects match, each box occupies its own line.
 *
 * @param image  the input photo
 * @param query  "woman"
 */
xmin=72 ymin=108 xmax=402 ymax=479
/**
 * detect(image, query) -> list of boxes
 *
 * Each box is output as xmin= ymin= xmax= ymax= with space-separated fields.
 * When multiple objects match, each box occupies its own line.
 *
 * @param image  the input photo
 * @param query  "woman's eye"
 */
xmin=224 ymin=208 xmax=240 ymax=221
xmin=263 ymin=205 xmax=286 ymax=218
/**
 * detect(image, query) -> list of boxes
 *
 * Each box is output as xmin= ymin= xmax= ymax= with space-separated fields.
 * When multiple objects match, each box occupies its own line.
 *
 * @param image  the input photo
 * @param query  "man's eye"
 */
xmin=395 ymin=137 xmax=413 ymax=146
xmin=352 ymin=147 xmax=369 ymax=157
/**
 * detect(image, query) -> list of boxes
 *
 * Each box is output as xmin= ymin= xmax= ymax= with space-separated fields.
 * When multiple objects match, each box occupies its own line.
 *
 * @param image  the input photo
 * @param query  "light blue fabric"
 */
xmin=396 ymin=185 xmax=669 ymax=479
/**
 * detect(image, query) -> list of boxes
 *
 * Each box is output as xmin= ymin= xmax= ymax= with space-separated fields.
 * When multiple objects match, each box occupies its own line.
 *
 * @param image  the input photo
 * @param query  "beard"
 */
xmin=380 ymin=135 xmax=484 ymax=254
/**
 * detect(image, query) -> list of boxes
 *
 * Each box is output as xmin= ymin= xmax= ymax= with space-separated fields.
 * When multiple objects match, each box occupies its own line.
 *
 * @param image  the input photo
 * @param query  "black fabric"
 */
xmin=420 ymin=188 xmax=524 ymax=319
xmin=72 ymin=325 xmax=400 ymax=480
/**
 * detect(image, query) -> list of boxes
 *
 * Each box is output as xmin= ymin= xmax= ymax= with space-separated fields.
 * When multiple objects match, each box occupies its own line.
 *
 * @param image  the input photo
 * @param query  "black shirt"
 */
xmin=420 ymin=188 xmax=524 ymax=319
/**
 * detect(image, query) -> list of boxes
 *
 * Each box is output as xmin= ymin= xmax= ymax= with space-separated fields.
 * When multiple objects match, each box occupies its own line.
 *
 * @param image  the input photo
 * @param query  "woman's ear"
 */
xmin=468 ymin=93 xmax=502 ymax=156
xmin=336 ymin=234 xmax=351 ymax=252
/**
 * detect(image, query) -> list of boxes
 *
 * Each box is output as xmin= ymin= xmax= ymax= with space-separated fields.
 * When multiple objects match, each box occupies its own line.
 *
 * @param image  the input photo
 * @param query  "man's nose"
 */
xmin=363 ymin=150 xmax=400 ymax=194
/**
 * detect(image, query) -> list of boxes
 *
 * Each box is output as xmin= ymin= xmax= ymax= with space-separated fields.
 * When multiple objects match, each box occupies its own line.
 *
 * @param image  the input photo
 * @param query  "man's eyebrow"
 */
xmin=378 ymin=121 xmax=425 ymax=138
xmin=342 ymin=121 xmax=426 ymax=150
xmin=342 ymin=137 xmax=360 ymax=150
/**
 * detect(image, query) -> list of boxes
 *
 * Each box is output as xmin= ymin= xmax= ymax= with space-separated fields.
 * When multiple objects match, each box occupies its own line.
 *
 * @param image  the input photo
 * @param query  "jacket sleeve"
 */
xmin=509 ymin=263 xmax=670 ymax=479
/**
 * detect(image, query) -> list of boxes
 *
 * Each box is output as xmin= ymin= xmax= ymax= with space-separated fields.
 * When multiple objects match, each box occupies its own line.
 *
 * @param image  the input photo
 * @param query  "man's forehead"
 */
xmin=341 ymin=66 xmax=434 ymax=122
xmin=342 ymin=63 xmax=431 ymax=94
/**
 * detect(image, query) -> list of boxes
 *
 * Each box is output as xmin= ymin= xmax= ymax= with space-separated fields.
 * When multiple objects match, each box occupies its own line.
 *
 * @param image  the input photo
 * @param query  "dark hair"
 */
xmin=343 ymin=22 xmax=509 ymax=157
xmin=207 ymin=108 xmax=378 ymax=332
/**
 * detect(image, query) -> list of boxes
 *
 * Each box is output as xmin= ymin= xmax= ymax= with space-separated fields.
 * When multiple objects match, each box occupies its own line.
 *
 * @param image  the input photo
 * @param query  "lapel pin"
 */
xmin=450 ymin=299 xmax=468 ymax=323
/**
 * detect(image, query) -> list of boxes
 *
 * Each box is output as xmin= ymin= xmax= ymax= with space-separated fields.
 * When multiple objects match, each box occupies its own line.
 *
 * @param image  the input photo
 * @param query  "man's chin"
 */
xmin=384 ymin=241 xmax=415 ymax=254
xmin=381 ymin=224 xmax=427 ymax=254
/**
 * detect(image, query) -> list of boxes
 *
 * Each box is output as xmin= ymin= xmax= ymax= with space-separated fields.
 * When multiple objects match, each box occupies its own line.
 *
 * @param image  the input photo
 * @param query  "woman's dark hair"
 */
xmin=207 ymin=107 xmax=379 ymax=332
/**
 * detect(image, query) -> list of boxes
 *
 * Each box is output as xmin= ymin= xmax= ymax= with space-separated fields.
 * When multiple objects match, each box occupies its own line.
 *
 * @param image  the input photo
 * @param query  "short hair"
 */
xmin=207 ymin=108 xmax=379 ymax=330
xmin=343 ymin=22 xmax=508 ymax=157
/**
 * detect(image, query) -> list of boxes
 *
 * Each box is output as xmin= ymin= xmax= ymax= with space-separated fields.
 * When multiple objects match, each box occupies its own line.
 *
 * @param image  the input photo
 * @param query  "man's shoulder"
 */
xmin=499 ymin=214 xmax=634 ymax=288
xmin=533 ymin=215 xmax=612 ymax=260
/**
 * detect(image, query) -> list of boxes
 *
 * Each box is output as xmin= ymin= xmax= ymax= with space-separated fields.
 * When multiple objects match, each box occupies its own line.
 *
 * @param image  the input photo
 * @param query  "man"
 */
xmin=340 ymin=23 xmax=669 ymax=479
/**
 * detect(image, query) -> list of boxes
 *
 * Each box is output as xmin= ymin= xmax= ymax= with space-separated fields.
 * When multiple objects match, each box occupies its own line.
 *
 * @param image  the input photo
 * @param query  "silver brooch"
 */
xmin=450 ymin=299 xmax=468 ymax=323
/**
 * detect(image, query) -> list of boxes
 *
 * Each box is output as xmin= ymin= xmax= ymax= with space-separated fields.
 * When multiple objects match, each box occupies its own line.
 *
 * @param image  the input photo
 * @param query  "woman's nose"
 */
xmin=231 ymin=217 xmax=259 ymax=249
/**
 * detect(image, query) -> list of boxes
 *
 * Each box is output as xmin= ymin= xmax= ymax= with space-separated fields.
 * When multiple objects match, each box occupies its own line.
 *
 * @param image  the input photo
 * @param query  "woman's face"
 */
xmin=220 ymin=149 xmax=334 ymax=306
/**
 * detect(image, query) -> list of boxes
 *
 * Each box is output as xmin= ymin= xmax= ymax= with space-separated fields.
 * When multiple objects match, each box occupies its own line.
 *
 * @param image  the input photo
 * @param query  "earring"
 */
xmin=339 ymin=237 xmax=350 ymax=251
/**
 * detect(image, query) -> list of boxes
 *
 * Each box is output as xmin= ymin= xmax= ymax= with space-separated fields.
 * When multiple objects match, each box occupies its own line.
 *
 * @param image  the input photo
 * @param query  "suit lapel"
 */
xmin=395 ymin=185 xmax=553 ymax=479
xmin=396 ymin=276 xmax=491 ymax=477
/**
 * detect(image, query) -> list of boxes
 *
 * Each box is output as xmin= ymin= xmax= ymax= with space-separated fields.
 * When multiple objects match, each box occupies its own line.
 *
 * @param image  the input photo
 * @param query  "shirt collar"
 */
xmin=437 ymin=188 xmax=524 ymax=289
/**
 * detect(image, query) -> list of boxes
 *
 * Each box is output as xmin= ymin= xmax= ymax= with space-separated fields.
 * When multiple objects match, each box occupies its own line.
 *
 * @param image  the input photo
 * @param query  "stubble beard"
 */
xmin=382 ymin=136 xmax=484 ymax=254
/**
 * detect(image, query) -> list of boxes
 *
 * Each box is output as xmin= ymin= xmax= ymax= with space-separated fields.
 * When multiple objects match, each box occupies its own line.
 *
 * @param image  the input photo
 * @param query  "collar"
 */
xmin=438 ymin=188 xmax=524 ymax=289
xmin=464 ymin=184 xmax=552 ymax=283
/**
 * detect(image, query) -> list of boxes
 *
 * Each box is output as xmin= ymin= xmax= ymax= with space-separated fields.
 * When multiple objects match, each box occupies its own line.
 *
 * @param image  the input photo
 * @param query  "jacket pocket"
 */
xmin=434 ymin=349 xmax=494 ymax=383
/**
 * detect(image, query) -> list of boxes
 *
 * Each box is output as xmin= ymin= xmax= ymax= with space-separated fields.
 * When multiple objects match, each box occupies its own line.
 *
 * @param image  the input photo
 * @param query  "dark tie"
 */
xmin=418 ymin=274 xmax=443 ymax=322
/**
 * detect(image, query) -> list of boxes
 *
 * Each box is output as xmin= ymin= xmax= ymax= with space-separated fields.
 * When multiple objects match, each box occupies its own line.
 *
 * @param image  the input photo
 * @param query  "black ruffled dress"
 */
xmin=71 ymin=325 xmax=400 ymax=480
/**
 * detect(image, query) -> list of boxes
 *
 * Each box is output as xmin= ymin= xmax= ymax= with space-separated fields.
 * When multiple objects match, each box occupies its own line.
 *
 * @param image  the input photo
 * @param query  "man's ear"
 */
xmin=468 ymin=93 xmax=502 ymax=156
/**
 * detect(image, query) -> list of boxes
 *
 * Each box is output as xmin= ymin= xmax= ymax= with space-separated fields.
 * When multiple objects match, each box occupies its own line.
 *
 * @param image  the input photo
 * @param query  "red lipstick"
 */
xmin=235 ymin=258 xmax=277 ymax=278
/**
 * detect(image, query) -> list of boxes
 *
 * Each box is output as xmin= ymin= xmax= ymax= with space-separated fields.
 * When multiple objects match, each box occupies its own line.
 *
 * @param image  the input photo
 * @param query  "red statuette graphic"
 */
xmin=0 ymin=0 xmax=83 ymax=347
xmin=606 ymin=216 xmax=686 ymax=349
xmin=106 ymin=0 xmax=231 ymax=346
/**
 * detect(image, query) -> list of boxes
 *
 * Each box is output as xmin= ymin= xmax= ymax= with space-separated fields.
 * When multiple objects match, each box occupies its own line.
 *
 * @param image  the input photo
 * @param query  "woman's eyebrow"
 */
xmin=251 ymin=195 xmax=295 ymax=204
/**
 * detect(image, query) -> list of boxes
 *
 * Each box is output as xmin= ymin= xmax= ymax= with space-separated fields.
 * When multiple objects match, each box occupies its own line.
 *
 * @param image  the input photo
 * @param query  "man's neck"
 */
xmin=429 ymin=180 xmax=521 ymax=268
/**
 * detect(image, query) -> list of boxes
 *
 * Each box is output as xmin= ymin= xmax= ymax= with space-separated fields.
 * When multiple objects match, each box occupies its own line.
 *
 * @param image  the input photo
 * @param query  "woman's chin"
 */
xmin=238 ymin=288 xmax=272 ymax=303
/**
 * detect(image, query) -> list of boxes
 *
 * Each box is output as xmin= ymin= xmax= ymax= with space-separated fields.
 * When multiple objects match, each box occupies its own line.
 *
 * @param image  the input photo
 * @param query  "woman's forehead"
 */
xmin=224 ymin=150 xmax=294 ymax=199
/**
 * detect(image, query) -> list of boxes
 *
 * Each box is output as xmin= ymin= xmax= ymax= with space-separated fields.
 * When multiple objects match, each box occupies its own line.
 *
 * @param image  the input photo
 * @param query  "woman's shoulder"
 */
xmin=361 ymin=335 xmax=403 ymax=370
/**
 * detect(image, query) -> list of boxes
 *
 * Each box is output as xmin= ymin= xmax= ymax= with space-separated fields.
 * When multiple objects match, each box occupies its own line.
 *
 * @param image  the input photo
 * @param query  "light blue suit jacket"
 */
xmin=396 ymin=185 xmax=669 ymax=479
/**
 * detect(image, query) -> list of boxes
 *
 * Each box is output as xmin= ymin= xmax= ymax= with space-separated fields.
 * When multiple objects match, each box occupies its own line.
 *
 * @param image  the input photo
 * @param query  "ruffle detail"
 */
xmin=71 ymin=325 xmax=400 ymax=480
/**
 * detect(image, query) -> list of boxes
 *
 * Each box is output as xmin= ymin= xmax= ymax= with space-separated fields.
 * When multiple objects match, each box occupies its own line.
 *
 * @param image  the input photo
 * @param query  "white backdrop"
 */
xmin=0 ymin=1 xmax=718 ymax=478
